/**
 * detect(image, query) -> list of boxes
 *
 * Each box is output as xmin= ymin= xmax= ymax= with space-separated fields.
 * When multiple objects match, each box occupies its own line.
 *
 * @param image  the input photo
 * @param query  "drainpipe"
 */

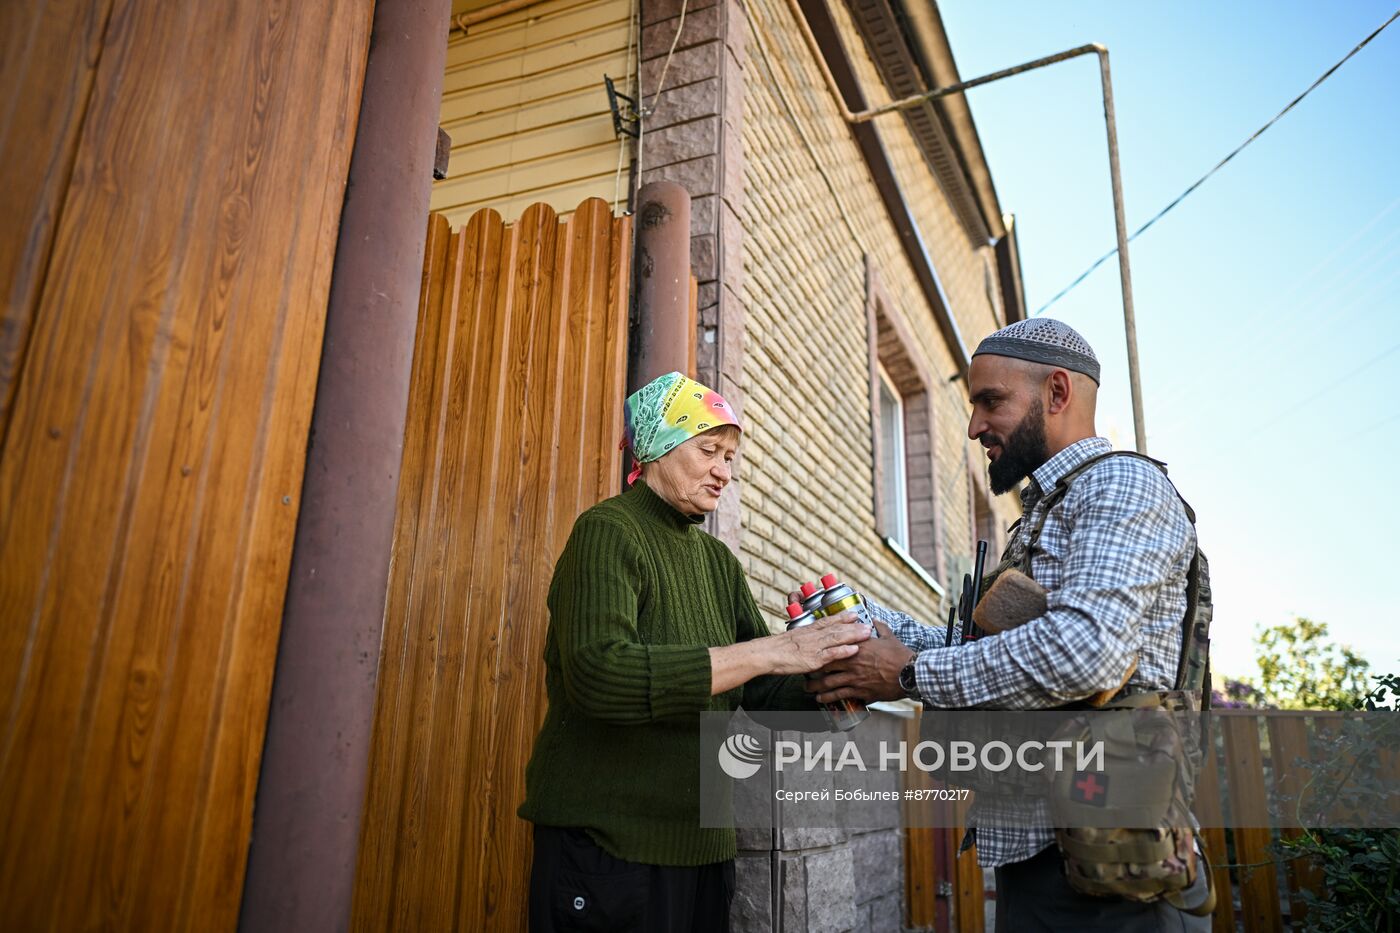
xmin=237 ymin=1 xmax=452 ymax=929
xmin=629 ymin=181 xmax=695 ymax=391
xmin=450 ymin=0 xmax=543 ymax=33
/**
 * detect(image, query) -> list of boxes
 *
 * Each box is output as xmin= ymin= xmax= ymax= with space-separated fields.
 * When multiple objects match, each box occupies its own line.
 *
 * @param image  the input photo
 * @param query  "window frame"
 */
xmin=865 ymin=257 xmax=947 ymax=593
xmin=876 ymin=362 xmax=909 ymax=550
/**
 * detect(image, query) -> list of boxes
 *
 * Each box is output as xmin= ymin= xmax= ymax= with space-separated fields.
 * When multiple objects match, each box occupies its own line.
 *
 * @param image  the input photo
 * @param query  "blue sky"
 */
xmin=938 ymin=2 xmax=1400 ymax=681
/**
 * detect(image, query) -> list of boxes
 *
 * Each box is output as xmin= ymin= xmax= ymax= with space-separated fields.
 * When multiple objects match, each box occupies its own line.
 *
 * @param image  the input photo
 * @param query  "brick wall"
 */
xmin=730 ymin=710 xmax=910 ymax=933
xmin=726 ymin=0 xmax=1023 ymax=929
xmin=737 ymin=0 xmax=1018 ymax=629
xmin=639 ymin=0 xmax=750 ymax=547
xmin=639 ymin=0 xmax=1022 ymax=927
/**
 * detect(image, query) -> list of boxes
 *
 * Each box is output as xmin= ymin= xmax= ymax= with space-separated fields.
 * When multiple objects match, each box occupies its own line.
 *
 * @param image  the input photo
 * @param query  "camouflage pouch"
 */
xmin=1047 ymin=693 xmax=1215 ymax=915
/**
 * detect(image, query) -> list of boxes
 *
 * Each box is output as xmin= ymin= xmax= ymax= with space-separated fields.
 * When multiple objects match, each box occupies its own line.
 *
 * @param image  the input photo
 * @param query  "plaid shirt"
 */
xmin=867 ymin=437 xmax=1195 ymax=867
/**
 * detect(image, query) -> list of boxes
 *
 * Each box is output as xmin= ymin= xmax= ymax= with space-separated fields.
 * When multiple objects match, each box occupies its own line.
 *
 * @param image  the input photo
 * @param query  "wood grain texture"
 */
xmin=0 ymin=0 xmax=373 ymax=928
xmin=352 ymin=200 xmax=631 ymax=931
xmin=900 ymin=711 xmax=938 ymax=930
xmin=0 ymin=0 xmax=114 ymax=444
xmin=1221 ymin=715 xmax=1282 ymax=933
xmin=1265 ymin=715 xmax=1322 ymax=927
xmin=930 ymin=713 xmax=1330 ymax=933
xmin=1191 ymin=724 xmax=1237 ymax=933
xmin=951 ymin=809 xmax=983 ymax=933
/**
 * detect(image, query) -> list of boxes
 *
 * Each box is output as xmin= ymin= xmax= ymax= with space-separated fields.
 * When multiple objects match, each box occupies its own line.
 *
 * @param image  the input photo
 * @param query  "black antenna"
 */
xmin=965 ymin=541 xmax=989 ymax=639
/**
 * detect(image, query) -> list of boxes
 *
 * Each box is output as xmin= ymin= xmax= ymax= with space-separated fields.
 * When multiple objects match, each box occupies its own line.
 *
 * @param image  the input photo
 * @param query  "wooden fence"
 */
xmin=0 ymin=2 xmax=372 ymax=929
xmin=350 ymin=200 xmax=632 ymax=931
xmin=904 ymin=709 xmax=1375 ymax=932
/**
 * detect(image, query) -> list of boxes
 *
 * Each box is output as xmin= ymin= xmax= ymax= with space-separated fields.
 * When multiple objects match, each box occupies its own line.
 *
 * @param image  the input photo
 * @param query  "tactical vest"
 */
xmin=982 ymin=450 xmax=1212 ymax=707
xmin=962 ymin=452 xmax=1216 ymax=914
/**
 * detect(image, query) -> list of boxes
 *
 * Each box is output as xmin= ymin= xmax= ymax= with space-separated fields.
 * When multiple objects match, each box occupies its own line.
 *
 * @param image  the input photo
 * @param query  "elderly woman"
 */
xmin=519 ymin=372 xmax=866 ymax=932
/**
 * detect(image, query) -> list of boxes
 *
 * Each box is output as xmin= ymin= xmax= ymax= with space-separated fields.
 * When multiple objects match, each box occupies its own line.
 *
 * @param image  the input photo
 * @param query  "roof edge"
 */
xmin=895 ymin=0 xmax=1006 ymax=242
xmin=995 ymin=213 xmax=1027 ymax=323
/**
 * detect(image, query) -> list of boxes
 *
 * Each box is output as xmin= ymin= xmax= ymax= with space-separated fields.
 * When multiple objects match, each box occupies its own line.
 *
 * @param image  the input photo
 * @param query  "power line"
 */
xmin=1147 ymin=225 xmax=1400 ymax=417
xmin=1371 ymin=407 xmax=1400 ymax=432
xmin=1241 ymin=334 xmax=1400 ymax=443
xmin=1140 ymin=193 xmax=1400 ymax=412
xmin=1174 ymin=192 xmax=1400 ymax=368
xmin=1034 ymin=8 xmax=1400 ymax=317
xmin=1149 ymin=254 xmax=1400 ymax=439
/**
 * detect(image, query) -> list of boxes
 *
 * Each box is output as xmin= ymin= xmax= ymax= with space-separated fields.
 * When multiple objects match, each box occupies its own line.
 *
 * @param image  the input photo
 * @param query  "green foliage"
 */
xmin=1252 ymin=617 xmax=1370 ymax=710
xmin=1215 ymin=623 xmax=1390 ymax=926
xmin=1282 ymin=828 xmax=1400 ymax=932
xmin=1277 ymin=674 xmax=1400 ymax=933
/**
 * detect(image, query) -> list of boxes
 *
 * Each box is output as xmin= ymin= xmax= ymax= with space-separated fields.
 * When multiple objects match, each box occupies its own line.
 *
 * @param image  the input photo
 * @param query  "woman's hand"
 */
xmin=767 ymin=612 xmax=872 ymax=675
xmin=708 ymin=612 xmax=871 ymax=694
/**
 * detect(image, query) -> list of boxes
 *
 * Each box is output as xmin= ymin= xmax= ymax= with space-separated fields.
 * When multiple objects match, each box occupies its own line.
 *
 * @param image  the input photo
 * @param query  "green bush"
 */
xmin=1277 ymin=673 xmax=1400 ymax=933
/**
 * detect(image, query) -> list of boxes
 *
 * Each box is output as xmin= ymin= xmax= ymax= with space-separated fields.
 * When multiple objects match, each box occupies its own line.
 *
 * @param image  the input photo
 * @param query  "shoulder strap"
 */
xmin=1025 ymin=452 xmax=1153 ymax=556
xmin=1027 ymin=451 xmax=1194 ymax=546
xmin=1023 ymin=450 xmax=1211 ymax=697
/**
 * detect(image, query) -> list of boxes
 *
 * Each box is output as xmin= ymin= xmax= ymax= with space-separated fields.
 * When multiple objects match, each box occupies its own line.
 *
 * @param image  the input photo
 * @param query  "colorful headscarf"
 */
xmin=622 ymin=372 xmax=742 ymax=483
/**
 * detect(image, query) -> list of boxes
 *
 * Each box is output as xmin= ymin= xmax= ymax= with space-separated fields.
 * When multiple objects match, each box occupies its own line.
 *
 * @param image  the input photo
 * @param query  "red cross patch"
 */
xmin=1071 ymin=771 xmax=1109 ymax=806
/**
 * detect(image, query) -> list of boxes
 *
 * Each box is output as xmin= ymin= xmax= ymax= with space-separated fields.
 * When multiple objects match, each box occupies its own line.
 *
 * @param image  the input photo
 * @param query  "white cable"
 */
xmin=614 ymin=0 xmax=639 ymax=212
xmin=637 ymin=0 xmax=688 ymax=118
xmin=1035 ymin=9 xmax=1400 ymax=315
xmin=1148 ymin=226 xmax=1400 ymax=416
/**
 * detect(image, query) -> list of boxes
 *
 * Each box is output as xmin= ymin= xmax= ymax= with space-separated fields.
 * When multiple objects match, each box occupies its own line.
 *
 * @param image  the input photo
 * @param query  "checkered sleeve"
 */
xmin=863 ymin=597 xmax=944 ymax=652
xmin=914 ymin=459 xmax=1192 ymax=709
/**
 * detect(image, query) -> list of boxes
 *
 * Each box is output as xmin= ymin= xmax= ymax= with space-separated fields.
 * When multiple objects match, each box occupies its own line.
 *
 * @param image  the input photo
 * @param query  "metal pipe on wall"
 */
xmin=451 ymin=0 xmax=544 ymax=33
xmin=629 ymin=181 xmax=695 ymax=391
xmin=237 ymin=1 xmax=453 ymax=929
xmin=1096 ymin=49 xmax=1148 ymax=455
xmin=779 ymin=0 xmax=1149 ymax=452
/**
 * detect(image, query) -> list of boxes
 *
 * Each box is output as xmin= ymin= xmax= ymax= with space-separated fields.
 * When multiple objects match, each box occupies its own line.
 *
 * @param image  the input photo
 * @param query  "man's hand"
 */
xmin=805 ymin=619 xmax=914 ymax=704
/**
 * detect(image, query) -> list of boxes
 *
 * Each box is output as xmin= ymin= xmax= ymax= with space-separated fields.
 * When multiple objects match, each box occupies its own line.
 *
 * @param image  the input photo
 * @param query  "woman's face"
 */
xmin=644 ymin=426 xmax=740 ymax=516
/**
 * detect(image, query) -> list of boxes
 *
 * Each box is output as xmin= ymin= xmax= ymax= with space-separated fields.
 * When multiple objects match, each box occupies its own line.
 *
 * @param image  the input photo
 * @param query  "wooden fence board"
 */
xmin=1266 ymin=714 xmax=1323 ymax=926
xmin=952 ymin=795 xmax=983 ymax=933
xmin=1222 ymin=715 xmax=1282 ymax=933
xmin=902 ymin=711 xmax=938 ymax=929
xmin=0 ymin=1 xmax=373 ymax=928
xmin=918 ymin=711 xmax=1343 ymax=931
xmin=0 ymin=0 xmax=115 ymax=441
xmin=1193 ymin=723 xmax=1238 ymax=932
xmin=352 ymin=200 xmax=631 ymax=932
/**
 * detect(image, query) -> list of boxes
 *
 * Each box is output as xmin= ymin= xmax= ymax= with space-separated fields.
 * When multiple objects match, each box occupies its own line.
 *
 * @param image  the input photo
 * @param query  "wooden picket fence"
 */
xmin=903 ymin=709 xmax=1382 ymax=932
xmin=351 ymin=200 xmax=632 ymax=931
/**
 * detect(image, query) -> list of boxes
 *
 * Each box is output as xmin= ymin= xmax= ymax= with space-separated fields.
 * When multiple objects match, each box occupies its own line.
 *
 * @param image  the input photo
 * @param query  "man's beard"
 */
xmin=985 ymin=400 xmax=1049 ymax=495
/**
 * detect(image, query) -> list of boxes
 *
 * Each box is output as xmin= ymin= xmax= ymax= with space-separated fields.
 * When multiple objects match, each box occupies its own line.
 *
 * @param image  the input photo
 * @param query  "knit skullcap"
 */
xmin=972 ymin=318 xmax=1101 ymax=385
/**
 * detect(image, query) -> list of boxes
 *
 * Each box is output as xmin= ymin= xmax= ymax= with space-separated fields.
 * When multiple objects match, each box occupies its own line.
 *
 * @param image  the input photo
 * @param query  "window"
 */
xmin=877 ymin=365 xmax=909 ymax=549
xmin=866 ymin=258 xmax=945 ymax=589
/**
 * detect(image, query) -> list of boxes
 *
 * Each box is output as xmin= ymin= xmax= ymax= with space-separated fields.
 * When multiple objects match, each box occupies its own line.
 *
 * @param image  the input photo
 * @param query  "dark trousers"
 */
xmin=528 ymin=826 xmax=735 ymax=933
xmin=994 ymin=845 xmax=1211 ymax=933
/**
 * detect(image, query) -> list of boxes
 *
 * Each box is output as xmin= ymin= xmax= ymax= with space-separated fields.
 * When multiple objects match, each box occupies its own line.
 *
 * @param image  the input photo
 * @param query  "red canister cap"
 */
xmin=800 ymin=581 xmax=818 ymax=598
xmin=820 ymin=572 xmax=839 ymax=589
xmin=786 ymin=602 xmax=805 ymax=619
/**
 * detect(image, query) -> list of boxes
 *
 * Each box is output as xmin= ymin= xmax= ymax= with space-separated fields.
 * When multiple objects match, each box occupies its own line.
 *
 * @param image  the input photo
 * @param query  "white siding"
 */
xmin=435 ymin=0 xmax=635 ymax=224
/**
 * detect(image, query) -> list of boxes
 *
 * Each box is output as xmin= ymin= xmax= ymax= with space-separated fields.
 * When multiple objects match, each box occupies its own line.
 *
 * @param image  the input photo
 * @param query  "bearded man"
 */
xmin=807 ymin=319 xmax=1212 ymax=931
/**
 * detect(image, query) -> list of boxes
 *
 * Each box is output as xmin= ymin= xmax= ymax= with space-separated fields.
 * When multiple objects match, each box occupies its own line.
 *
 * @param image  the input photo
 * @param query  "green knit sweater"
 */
xmin=518 ymin=480 xmax=812 ymax=865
